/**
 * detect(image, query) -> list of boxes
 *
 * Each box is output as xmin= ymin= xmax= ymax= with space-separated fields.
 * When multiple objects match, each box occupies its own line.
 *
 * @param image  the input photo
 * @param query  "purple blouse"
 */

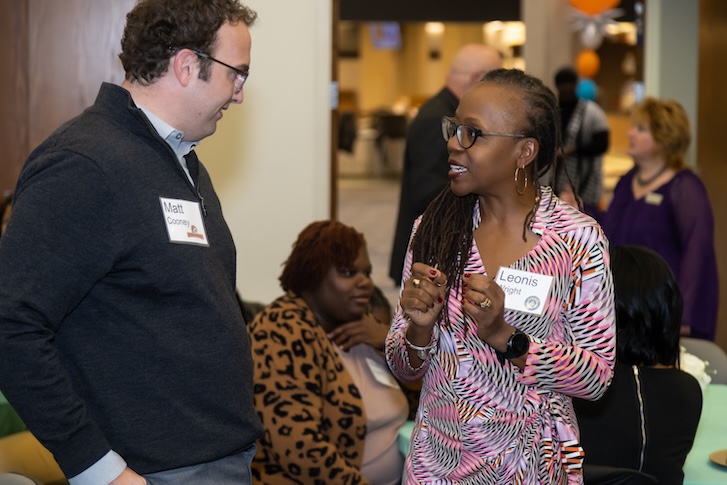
xmin=602 ymin=168 xmax=718 ymax=340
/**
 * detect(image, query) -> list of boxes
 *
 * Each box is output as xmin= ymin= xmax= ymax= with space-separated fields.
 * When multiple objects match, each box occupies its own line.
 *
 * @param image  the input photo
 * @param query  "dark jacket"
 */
xmin=0 ymin=83 xmax=262 ymax=477
xmin=389 ymin=88 xmax=458 ymax=284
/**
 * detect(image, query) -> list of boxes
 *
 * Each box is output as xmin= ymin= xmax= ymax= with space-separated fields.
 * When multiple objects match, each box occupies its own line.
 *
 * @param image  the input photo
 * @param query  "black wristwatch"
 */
xmin=495 ymin=329 xmax=530 ymax=364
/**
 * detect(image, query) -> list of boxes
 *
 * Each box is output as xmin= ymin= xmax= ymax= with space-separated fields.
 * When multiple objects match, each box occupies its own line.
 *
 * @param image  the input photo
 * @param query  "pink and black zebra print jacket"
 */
xmin=386 ymin=186 xmax=615 ymax=485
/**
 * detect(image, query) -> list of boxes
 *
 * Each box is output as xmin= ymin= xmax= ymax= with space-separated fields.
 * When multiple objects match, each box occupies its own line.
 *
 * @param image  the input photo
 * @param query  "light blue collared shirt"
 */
xmin=139 ymin=106 xmax=198 ymax=185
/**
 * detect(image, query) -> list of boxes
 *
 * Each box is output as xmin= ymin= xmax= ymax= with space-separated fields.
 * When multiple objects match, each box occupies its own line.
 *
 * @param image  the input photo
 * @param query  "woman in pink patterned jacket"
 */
xmin=385 ymin=68 xmax=615 ymax=484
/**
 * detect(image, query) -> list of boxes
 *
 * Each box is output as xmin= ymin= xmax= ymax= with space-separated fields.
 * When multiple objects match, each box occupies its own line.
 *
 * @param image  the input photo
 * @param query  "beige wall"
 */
xmin=197 ymin=0 xmax=333 ymax=303
xmin=355 ymin=25 xmax=401 ymax=114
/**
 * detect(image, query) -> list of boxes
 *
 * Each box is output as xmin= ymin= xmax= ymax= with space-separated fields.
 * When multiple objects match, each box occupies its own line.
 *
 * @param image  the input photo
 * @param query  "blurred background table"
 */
xmin=398 ymin=420 xmax=414 ymax=456
xmin=684 ymin=383 xmax=727 ymax=485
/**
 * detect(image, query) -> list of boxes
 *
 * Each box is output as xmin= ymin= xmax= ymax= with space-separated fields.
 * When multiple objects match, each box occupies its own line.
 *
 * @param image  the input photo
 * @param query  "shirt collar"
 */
xmin=137 ymin=105 xmax=198 ymax=158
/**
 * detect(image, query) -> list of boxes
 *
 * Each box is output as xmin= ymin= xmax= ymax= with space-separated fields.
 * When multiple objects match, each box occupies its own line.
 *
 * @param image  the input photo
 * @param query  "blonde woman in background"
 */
xmin=601 ymin=98 xmax=718 ymax=341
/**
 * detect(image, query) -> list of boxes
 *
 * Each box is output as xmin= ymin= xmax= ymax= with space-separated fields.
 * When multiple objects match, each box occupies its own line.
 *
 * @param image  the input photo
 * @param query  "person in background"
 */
xmin=249 ymin=220 xmax=408 ymax=485
xmin=601 ymin=97 xmax=718 ymax=340
xmin=549 ymin=66 xmax=610 ymax=219
xmin=389 ymin=44 xmax=503 ymax=285
xmin=0 ymin=1 xmax=262 ymax=484
xmin=366 ymin=285 xmax=422 ymax=421
xmin=575 ymin=245 xmax=702 ymax=485
xmin=327 ymin=282 xmax=390 ymax=352
xmin=386 ymin=68 xmax=615 ymax=483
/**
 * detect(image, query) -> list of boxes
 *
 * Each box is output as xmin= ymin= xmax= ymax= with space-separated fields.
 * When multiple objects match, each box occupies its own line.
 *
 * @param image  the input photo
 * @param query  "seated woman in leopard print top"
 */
xmin=248 ymin=220 xmax=408 ymax=485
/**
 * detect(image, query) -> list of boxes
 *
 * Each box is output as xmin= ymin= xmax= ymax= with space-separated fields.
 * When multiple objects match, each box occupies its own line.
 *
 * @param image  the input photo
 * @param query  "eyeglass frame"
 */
xmin=188 ymin=48 xmax=249 ymax=94
xmin=441 ymin=116 xmax=526 ymax=149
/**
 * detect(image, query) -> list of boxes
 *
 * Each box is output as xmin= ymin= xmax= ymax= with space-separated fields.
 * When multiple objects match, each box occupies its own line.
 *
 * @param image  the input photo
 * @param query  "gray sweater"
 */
xmin=0 ymin=83 xmax=262 ymax=477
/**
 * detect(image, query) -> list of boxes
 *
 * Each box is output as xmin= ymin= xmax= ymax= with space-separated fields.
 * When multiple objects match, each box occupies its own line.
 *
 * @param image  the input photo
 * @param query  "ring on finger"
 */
xmin=479 ymin=297 xmax=492 ymax=309
xmin=412 ymin=277 xmax=421 ymax=289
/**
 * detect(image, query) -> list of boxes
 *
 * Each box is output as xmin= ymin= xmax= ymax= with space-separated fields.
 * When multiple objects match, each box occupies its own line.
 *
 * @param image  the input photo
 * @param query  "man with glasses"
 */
xmin=0 ymin=1 xmax=262 ymax=484
xmin=390 ymin=44 xmax=503 ymax=286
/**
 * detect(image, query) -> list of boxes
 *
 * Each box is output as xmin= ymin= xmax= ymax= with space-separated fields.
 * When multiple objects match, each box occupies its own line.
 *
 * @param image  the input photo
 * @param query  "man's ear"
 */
xmin=518 ymin=138 xmax=539 ymax=168
xmin=170 ymin=49 xmax=197 ymax=88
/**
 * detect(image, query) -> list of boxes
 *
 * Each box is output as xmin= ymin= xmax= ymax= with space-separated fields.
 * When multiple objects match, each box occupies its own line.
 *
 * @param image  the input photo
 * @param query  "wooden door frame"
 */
xmin=330 ymin=0 xmax=340 ymax=219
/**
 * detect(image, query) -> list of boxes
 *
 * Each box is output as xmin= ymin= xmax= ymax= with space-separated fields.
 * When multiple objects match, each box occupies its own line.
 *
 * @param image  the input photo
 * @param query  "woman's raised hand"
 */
xmin=328 ymin=313 xmax=389 ymax=351
xmin=402 ymin=262 xmax=447 ymax=331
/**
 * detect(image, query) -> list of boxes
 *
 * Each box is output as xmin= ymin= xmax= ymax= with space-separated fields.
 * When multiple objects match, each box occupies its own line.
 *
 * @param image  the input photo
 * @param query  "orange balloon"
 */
xmin=576 ymin=49 xmax=600 ymax=79
xmin=569 ymin=0 xmax=620 ymax=16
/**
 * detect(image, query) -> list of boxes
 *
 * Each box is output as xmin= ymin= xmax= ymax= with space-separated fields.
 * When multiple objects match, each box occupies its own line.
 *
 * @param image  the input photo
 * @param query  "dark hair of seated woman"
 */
xmin=575 ymin=244 xmax=702 ymax=485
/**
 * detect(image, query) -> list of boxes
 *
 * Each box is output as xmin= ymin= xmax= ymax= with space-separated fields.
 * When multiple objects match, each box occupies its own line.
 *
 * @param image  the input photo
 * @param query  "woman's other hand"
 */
xmin=461 ymin=273 xmax=508 ymax=342
xmin=328 ymin=313 xmax=388 ymax=351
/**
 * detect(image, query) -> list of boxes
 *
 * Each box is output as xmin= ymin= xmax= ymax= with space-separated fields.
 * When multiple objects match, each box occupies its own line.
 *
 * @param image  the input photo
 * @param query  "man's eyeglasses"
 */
xmin=190 ymin=49 xmax=249 ymax=94
xmin=441 ymin=116 xmax=525 ymax=149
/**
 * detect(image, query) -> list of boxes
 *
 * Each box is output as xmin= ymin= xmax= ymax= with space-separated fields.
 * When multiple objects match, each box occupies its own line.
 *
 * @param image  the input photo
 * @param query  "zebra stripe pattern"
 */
xmin=386 ymin=187 xmax=615 ymax=484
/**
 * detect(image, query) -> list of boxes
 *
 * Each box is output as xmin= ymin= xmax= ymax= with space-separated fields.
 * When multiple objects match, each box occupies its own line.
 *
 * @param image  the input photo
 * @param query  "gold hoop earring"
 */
xmin=514 ymin=167 xmax=527 ymax=195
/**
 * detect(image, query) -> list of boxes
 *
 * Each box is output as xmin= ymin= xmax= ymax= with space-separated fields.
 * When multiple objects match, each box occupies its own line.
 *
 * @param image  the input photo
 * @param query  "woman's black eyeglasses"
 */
xmin=441 ymin=116 xmax=525 ymax=149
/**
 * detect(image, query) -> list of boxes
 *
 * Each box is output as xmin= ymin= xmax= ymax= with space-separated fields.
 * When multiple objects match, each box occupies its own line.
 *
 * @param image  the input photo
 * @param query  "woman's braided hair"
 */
xmin=410 ymin=69 xmax=562 ymax=318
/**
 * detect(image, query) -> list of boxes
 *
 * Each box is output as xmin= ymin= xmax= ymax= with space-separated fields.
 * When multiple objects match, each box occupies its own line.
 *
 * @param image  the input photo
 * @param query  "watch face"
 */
xmin=510 ymin=332 xmax=530 ymax=356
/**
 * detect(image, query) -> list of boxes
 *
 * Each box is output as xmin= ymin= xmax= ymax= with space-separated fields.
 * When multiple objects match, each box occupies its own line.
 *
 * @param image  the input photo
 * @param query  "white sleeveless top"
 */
xmin=336 ymin=343 xmax=408 ymax=485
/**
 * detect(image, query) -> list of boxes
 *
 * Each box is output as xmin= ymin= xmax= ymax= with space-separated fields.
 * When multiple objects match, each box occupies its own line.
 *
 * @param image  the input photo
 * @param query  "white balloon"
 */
xmin=581 ymin=22 xmax=604 ymax=50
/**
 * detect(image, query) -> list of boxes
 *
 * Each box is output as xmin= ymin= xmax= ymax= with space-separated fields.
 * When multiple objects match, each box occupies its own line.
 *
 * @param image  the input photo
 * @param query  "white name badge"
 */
xmin=495 ymin=267 xmax=553 ymax=316
xmin=366 ymin=357 xmax=401 ymax=389
xmin=645 ymin=192 xmax=663 ymax=205
xmin=159 ymin=197 xmax=209 ymax=247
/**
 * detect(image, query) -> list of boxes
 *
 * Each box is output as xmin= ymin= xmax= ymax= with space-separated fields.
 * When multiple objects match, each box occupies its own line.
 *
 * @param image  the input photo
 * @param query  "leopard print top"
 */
xmin=248 ymin=293 xmax=371 ymax=485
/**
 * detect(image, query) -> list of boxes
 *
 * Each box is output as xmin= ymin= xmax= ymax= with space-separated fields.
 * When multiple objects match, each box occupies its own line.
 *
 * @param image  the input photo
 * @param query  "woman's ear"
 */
xmin=518 ymin=138 xmax=539 ymax=168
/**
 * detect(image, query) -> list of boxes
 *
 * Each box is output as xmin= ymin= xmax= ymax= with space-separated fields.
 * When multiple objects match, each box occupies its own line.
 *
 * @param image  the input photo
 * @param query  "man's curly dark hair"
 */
xmin=119 ymin=0 xmax=257 ymax=85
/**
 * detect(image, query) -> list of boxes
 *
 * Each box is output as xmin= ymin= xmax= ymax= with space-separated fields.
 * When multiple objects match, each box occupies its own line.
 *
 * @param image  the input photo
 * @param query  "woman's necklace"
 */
xmin=635 ymin=164 xmax=668 ymax=187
